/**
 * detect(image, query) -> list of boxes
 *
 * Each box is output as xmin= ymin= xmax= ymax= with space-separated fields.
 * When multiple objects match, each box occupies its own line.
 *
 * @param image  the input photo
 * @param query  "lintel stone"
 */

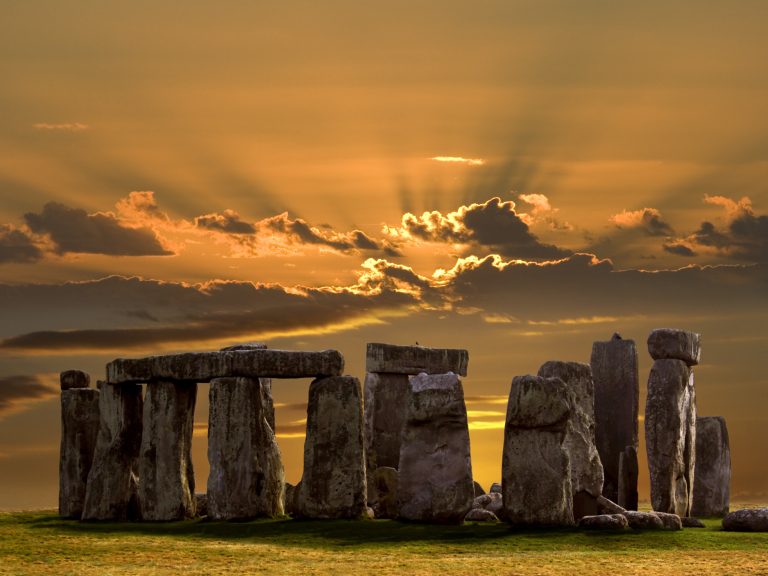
xmin=365 ymin=343 xmax=468 ymax=376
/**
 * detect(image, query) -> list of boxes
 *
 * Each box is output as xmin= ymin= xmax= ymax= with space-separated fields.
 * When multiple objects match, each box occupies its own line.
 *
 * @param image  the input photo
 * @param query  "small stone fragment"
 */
xmin=490 ymin=483 xmax=502 ymax=494
xmin=473 ymin=493 xmax=503 ymax=516
xmin=464 ymin=509 xmax=499 ymax=523
xmin=722 ymin=508 xmax=768 ymax=532
xmin=647 ymin=328 xmax=701 ymax=366
xmin=578 ymin=514 xmax=629 ymax=530
xmin=60 ymin=370 xmax=91 ymax=390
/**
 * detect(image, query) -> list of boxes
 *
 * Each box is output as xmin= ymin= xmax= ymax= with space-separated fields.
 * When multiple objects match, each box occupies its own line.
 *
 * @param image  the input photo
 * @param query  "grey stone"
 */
xmin=722 ymin=509 xmax=768 ymax=532
xmin=618 ymin=445 xmax=639 ymax=511
xmin=207 ymin=377 xmax=284 ymax=520
xmin=590 ymin=335 xmax=639 ymax=505
xmin=578 ymin=514 xmax=628 ymax=530
xmin=473 ymin=481 xmax=486 ymax=497
xmin=398 ymin=373 xmax=474 ymax=524
xmin=195 ymin=493 xmax=208 ymax=517
xmin=107 ymin=349 xmax=344 ymax=384
xmin=297 ymin=376 xmax=367 ymax=519
xmin=596 ymin=495 xmax=626 ymax=515
xmin=623 ymin=511 xmax=664 ymax=530
xmin=464 ymin=509 xmax=499 ymax=522
xmin=365 ymin=343 xmax=468 ymax=376
xmin=692 ymin=416 xmax=731 ymax=517
xmin=648 ymin=328 xmax=701 ymax=366
xmin=59 ymin=388 xmax=100 ymax=518
xmin=682 ymin=517 xmax=705 ymax=528
xmin=82 ymin=382 xmax=143 ymax=521
xmin=538 ymin=361 xmax=604 ymax=519
xmin=367 ymin=466 xmax=399 ymax=519
xmin=489 ymin=482 xmax=502 ymax=494
xmin=645 ymin=359 xmax=696 ymax=517
xmin=284 ymin=483 xmax=296 ymax=516
xmin=472 ymin=492 xmax=503 ymax=516
xmin=502 ymin=375 xmax=573 ymax=526
xmin=655 ymin=511 xmax=683 ymax=530
xmin=60 ymin=370 xmax=91 ymax=390
xmin=364 ymin=372 xmax=410 ymax=472
xmin=138 ymin=381 xmax=197 ymax=521
xmin=219 ymin=344 xmax=274 ymax=431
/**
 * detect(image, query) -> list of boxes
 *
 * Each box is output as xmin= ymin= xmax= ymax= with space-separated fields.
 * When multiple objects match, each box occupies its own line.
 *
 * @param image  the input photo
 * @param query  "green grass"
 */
xmin=1 ymin=511 xmax=767 ymax=575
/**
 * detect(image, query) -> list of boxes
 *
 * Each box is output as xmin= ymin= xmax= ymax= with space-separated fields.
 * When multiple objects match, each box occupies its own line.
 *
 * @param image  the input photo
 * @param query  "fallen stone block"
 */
xmin=655 ymin=511 xmax=683 ymax=530
xmin=623 ymin=511 xmax=664 ymax=530
xmin=465 ymin=509 xmax=499 ymax=522
xmin=722 ymin=508 xmax=768 ymax=532
xmin=647 ymin=328 xmax=701 ymax=366
xmin=578 ymin=514 xmax=628 ymax=530
xmin=365 ymin=343 xmax=468 ymax=376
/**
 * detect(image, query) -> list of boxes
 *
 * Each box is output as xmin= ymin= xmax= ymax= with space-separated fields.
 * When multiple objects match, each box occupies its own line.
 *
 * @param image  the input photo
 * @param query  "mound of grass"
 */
xmin=1 ymin=511 xmax=767 ymax=575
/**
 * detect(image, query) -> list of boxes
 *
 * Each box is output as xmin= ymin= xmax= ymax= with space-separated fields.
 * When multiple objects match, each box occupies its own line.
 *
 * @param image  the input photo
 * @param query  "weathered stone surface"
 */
xmin=398 ymin=373 xmax=473 ymax=524
xmin=284 ymin=483 xmax=296 ymax=516
xmin=59 ymin=388 xmax=100 ymax=518
xmin=655 ymin=511 xmax=683 ymax=530
xmin=60 ymin=370 xmax=91 ymax=390
xmin=367 ymin=466 xmax=399 ymax=519
xmin=465 ymin=509 xmax=499 ymax=522
xmin=490 ymin=482 xmax=502 ymax=494
xmin=195 ymin=493 xmax=208 ymax=517
xmin=297 ymin=376 xmax=367 ymax=519
xmin=590 ymin=334 xmax=639 ymax=505
xmin=722 ymin=508 xmax=768 ymax=532
xmin=623 ymin=511 xmax=664 ymax=530
xmin=682 ymin=517 xmax=705 ymax=528
xmin=472 ymin=493 xmax=503 ymax=517
xmin=107 ymin=349 xmax=344 ymax=384
xmin=473 ymin=481 xmax=486 ymax=497
xmin=538 ymin=361 xmax=604 ymax=519
xmin=503 ymin=375 xmax=573 ymax=526
xmin=365 ymin=343 xmax=468 ymax=376
xmin=207 ymin=377 xmax=284 ymax=520
xmin=578 ymin=514 xmax=628 ymax=530
xmin=618 ymin=445 xmax=639 ymax=511
xmin=82 ymin=382 xmax=143 ymax=521
xmin=648 ymin=328 xmax=701 ymax=366
xmin=138 ymin=381 xmax=197 ymax=521
xmin=645 ymin=359 xmax=696 ymax=517
xmin=364 ymin=372 xmax=410 ymax=472
xmin=692 ymin=416 xmax=731 ymax=517
xmin=219 ymin=344 xmax=274 ymax=431
xmin=596 ymin=495 xmax=626 ymax=515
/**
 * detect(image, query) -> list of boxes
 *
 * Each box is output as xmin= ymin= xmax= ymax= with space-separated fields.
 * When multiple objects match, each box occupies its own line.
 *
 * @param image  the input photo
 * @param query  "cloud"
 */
xmin=518 ymin=193 xmax=573 ymax=231
xmin=0 ymin=225 xmax=43 ymax=264
xmin=195 ymin=210 xmax=256 ymax=234
xmin=386 ymin=197 xmax=570 ymax=260
xmin=115 ymin=191 xmax=171 ymax=223
xmin=24 ymin=202 xmax=173 ymax=256
xmin=518 ymin=193 xmax=552 ymax=214
xmin=0 ymin=375 xmax=59 ymax=418
xmin=663 ymin=241 xmax=697 ymax=257
xmin=33 ymin=123 xmax=89 ymax=131
xmin=610 ymin=208 xmax=674 ymax=237
xmin=431 ymin=156 xmax=485 ymax=166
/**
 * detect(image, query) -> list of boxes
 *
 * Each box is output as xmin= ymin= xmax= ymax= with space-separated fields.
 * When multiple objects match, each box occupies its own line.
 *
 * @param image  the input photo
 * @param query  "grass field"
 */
xmin=1 ymin=511 xmax=767 ymax=575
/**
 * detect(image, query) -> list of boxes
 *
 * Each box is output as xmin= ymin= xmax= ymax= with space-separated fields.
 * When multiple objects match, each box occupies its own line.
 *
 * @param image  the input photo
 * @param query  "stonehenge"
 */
xmin=58 ymin=327 xmax=734 ymax=531
xmin=590 ymin=333 xmax=639 ymax=508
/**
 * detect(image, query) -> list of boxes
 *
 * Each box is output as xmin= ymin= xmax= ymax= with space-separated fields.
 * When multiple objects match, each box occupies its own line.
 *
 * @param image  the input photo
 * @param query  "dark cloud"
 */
xmin=24 ymin=202 xmax=172 ymax=256
xmin=194 ymin=210 xmax=256 ymax=234
xmin=0 ymin=225 xmax=43 ymax=264
xmin=663 ymin=242 xmax=696 ymax=257
xmin=610 ymin=208 xmax=674 ymax=237
xmin=0 ymin=375 xmax=58 ymax=418
xmin=390 ymin=197 xmax=570 ymax=260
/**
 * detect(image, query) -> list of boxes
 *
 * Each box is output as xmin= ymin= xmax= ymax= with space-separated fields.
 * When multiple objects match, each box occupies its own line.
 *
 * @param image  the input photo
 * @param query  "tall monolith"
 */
xmin=691 ymin=416 xmax=730 ymax=517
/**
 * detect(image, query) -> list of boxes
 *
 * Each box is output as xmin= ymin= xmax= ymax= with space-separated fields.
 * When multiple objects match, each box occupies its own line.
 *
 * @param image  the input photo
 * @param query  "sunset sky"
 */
xmin=1 ymin=1 xmax=766 ymax=510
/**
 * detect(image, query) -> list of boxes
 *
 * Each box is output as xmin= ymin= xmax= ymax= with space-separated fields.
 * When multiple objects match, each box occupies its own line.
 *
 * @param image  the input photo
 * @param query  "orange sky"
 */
xmin=1 ymin=0 xmax=767 ymax=509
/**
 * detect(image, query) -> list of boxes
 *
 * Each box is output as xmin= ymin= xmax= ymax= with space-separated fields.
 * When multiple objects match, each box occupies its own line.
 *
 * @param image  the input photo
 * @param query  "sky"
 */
xmin=0 ymin=0 xmax=766 ymax=510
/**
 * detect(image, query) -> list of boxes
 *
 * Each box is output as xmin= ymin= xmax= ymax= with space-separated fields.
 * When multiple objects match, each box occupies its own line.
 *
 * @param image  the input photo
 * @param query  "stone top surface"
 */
xmin=366 ymin=342 xmax=468 ymax=376
xmin=538 ymin=361 xmax=592 ymax=382
xmin=647 ymin=328 xmax=701 ymax=366
xmin=506 ymin=374 xmax=570 ymax=428
xmin=60 ymin=370 xmax=90 ymax=390
xmin=106 ymin=348 xmax=344 ymax=384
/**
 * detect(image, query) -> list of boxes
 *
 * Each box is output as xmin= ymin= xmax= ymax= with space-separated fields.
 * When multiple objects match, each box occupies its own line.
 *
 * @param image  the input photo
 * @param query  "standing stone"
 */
xmin=538 ymin=361 xmax=604 ymax=519
xmin=219 ymin=344 xmax=275 ymax=431
xmin=398 ymin=372 xmax=473 ymax=524
xmin=367 ymin=466 xmax=399 ymax=519
xmin=618 ymin=445 xmax=639 ymax=511
xmin=648 ymin=328 xmax=701 ymax=366
xmin=138 ymin=381 xmax=197 ymax=521
xmin=207 ymin=377 xmax=284 ymax=520
xmin=364 ymin=372 xmax=411 ymax=472
xmin=82 ymin=382 xmax=143 ymax=521
xmin=59 ymin=374 xmax=100 ymax=519
xmin=297 ymin=376 xmax=367 ymax=519
xmin=590 ymin=334 xmax=639 ymax=507
xmin=645 ymin=359 xmax=696 ymax=517
xmin=502 ymin=375 xmax=574 ymax=526
xmin=692 ymin=416 xmax=731 ymax=517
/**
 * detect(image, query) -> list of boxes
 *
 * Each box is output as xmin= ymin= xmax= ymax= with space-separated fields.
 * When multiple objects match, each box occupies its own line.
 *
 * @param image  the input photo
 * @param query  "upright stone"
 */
xmin=618 ymin=445 xmax=639 ymax=511
xmin=645 ymin=359 xmax=696 ymax=516
xmin=207 ymin=377 xmax=284 ymax=520
xmin=219 ymin=344 xmax=275 ymax=431
xmin=297 ymin=376 xmax=367 ymax=519
xmin=138 ymin=381 xmax=197 ymax=521
xmin=397 ymin=373 xmax=473 ymax=524
xmin=82 ymin=381 xmax=143 ymax=521
xmin=364 ymin=372 xmax=410 ymax=472
xmin=59 ymin=372 xmax=100 ymax=519
xmin=502 ymin=375 xmax=573 ymax=526
xmin=590 ymin=334 xmax=639 ymax=506
xmin=692 ymin=416 xmax=730 ymax=517
xmin=538 ymin=361 xmax=604 ymax=519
